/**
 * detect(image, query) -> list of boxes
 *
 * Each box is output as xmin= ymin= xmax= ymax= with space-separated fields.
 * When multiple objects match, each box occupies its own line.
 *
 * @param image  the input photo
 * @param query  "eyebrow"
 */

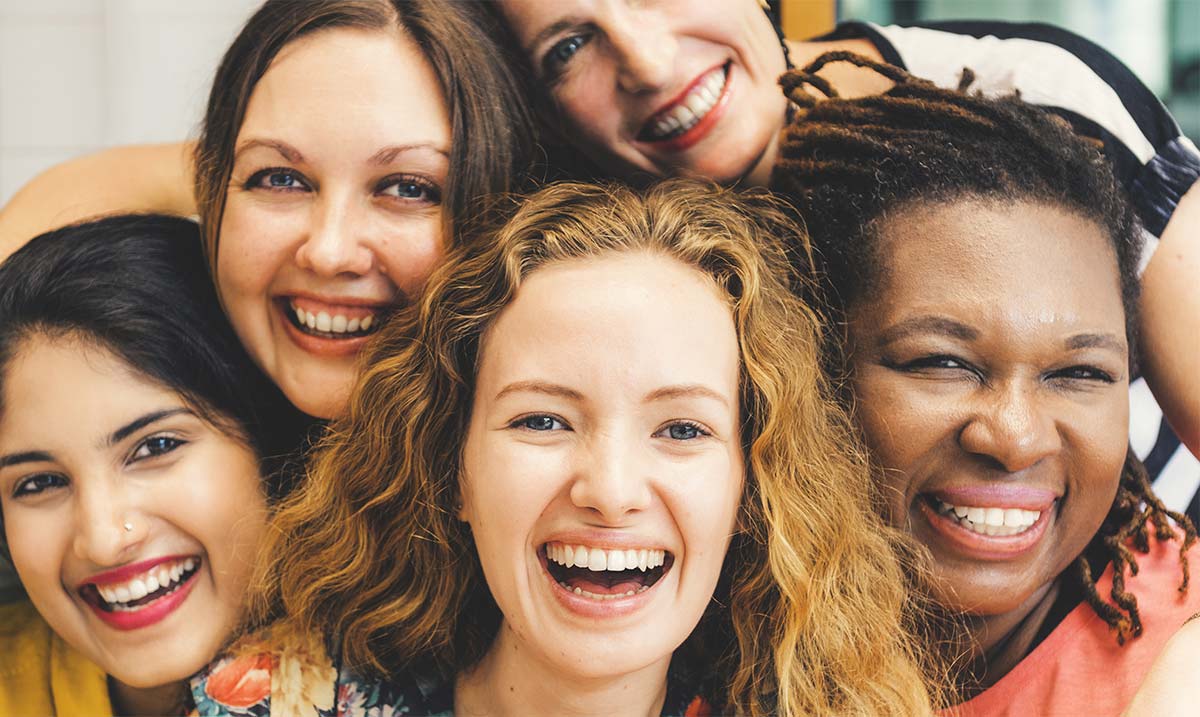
xmin=0 ymin=409 xmax=193 ymax=471
xmin=877 ymin=315 xmax=979 ymax=346
xmin=234 ymin=138 xmax=303 ymax=164
xmin=494 ymin=381 xmax=584 ymax=402
xmin=643 ymin=384 xmax=730 ymax=408
xmin=1065 ymin=332 xmax=1127 ymax=354
xmin=106 ymin=408 xmax=193 ymax=448
xmin=369 ymin=143 xmax=449 ymax=165
xmin=0 ymin=451 xmax=54 ymax=470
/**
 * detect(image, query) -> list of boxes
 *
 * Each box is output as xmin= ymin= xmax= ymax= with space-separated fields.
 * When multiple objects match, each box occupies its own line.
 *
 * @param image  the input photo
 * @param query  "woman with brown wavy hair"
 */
xmin=190 ymin=179 xmax=941 ymax=716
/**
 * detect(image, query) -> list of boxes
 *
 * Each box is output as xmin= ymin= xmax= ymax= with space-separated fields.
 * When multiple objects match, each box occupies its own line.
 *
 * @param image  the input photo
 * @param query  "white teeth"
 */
xmin=648 ymin=66 xmax=727 ymax=140
xmin=92 ymin=557 xmax=198 ymax=608
xmin=546 ymin=542 xmax=666 ymax=573
xmin=936 ymin=500 xmax=1043 ymax=536
xmin=289 ymin=302 xmax=378 ymax=335
xmin=128 ymin=579 xmax=148 ymax=600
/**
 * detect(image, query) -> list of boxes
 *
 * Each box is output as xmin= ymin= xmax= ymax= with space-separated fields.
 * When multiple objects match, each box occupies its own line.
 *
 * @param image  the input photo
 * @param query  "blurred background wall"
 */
xmin=0 ymin=0 xmax=1196 ymax=206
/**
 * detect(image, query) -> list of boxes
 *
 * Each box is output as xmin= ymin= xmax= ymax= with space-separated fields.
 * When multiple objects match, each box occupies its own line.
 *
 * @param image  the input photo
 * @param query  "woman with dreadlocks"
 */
xmin=774 ymin=53 xmax=1199 ymax=715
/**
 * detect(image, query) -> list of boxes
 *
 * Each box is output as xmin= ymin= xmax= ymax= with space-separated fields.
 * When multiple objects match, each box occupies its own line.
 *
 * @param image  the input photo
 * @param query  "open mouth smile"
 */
xmin=637 ymin=62 xmax=731 ymax=147
xmin=919 ymin=492 xmax=1057 ymax=559
xmin=542 ymin=541 xmax=673 ymax=602
xmin=282 ymin=298 xmax=383 ymax=339
xmin=79 ymin=555 xmax=201 ymax=630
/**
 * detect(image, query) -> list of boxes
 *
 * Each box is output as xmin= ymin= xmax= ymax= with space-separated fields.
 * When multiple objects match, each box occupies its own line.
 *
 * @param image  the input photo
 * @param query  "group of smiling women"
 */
xmin=0 ymin=1 xmax=1198 ymax=716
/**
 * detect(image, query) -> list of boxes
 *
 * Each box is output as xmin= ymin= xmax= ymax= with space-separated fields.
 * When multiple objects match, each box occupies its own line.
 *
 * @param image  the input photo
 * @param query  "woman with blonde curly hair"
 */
xmin=190 ymin=179 xmax=941 ymax=716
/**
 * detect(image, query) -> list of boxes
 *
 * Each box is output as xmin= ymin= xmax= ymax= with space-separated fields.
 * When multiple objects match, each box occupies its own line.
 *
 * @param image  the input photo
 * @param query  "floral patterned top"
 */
xmin=189 ymin=631 xmax=713 ymax=717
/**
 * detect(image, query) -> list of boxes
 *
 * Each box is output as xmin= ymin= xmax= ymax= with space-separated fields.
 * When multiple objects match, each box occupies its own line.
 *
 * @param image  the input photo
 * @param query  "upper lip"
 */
xmin=925 ymin=484 xmax=1061 ymax=511
xmin=540 ymin=531 xmax=672 ymax=553
xmin=78 ymin=554 xmax=197 ymax=589
xmin=636 ymin=62 xmax=728 ymax=138
xmin=282 ymin=291 xmax=396 ymax=309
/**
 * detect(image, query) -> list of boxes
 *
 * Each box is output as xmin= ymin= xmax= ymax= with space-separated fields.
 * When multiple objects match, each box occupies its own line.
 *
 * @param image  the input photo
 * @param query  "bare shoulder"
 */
xmin=1122 ymin=614 xmax=1200 ymax=716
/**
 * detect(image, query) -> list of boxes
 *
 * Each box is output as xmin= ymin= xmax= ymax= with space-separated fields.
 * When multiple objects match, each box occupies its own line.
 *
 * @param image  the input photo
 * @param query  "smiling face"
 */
xmin=847 ymin=200 xmax=1130 ymax=627
xmin=499 ymin=0 xmax=788 ymax=185
xmin=461 ymin=252 xmax=743 ymax=679
xmin=218 ymin=27 xmax=451 ymax=418
xmin=0 ymin=335 xmax=266 ymax=688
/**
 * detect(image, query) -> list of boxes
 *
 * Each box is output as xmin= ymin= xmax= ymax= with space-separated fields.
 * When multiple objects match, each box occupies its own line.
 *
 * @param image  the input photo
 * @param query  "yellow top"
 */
xmin=0 ymin=601 xmax=112 ymax=717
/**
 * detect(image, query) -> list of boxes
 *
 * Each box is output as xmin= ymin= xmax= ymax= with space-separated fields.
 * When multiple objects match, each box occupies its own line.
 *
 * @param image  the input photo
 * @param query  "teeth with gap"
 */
xmin=94 ymin=557 xmax=197 ymax=608
xmin=292 ymin=302 xmax=376 ymax=335
xmin=937 ymin=501 xmax=1042 ymax=537
xmin=647 ymin=66 xmax=727 ymax=140
xmin=545 ymin=542 xmax=665 ymax=572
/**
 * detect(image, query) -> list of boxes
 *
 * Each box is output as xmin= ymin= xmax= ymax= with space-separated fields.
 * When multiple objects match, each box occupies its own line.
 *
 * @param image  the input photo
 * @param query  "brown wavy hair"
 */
xmin=251 ymin=179 xmax=941 ymax=716
xmin=193 ymin=0 xmax=534 ymax=274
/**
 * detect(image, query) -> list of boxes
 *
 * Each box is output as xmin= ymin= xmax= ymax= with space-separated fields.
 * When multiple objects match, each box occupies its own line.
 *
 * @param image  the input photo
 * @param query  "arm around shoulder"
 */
xmin=0 ymin=141 xmax=197 ymax=262
xmin=1139 ymin=182 xmax=1200 ymax=458
xmin=1123 ymin=614 xmax=1200 ymax=716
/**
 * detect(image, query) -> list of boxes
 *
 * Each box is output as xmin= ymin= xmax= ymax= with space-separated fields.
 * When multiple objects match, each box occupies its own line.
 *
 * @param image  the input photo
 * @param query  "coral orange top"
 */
xmin=948 ymin=535 xmax=1200 ymax=717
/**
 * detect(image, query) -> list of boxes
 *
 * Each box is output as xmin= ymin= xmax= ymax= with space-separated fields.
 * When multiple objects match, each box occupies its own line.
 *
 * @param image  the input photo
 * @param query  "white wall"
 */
xmin=0 ymin=0 xmax=261 ymax=205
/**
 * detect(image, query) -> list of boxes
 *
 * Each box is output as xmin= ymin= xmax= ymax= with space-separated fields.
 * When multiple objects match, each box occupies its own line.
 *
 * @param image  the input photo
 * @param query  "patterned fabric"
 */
xmin=190 ymin=631 xmax=712 ymax=717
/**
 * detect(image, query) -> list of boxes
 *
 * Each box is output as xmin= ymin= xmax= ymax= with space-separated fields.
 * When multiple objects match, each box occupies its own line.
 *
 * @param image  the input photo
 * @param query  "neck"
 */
xmin=958 ymin=578 xmax=1063 ymax=695
xmin=456 ymin=623 xmax=670 ymax=717
xmin=108 ymin=676 xmax=187 ymax=717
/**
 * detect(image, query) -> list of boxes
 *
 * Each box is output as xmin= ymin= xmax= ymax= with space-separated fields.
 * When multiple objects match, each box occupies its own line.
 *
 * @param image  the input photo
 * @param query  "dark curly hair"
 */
xmin=772 ymin=51 xmax=1195 ymax=644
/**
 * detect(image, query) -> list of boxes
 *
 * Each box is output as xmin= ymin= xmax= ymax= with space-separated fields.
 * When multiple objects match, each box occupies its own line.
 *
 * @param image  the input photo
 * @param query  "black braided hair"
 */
xmin=773 ymin=51 xmax=1195 ymax=642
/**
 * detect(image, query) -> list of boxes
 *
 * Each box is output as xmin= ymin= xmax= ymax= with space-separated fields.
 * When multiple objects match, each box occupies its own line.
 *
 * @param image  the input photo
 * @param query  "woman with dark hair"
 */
xmin=189 ymin=180 xmax=943 ymax=717
xmin=0 ymin=0 xmax=534 ymax=421
xmin=775 ymin=55 xmax=1199 ymax=714
xmin=0 ymin=214 xmax=308 ymax=716
xmin=488 ymin=0 xmax=1200 ymax=530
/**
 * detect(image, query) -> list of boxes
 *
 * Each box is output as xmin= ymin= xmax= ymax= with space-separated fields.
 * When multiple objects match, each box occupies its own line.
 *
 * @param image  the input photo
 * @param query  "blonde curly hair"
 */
xmin=251 ymin=179 xmax=941 ymax=715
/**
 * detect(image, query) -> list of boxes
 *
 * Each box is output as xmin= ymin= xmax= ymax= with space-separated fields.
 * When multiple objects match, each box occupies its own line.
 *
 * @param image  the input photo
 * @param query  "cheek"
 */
xmin=216 ymin=201 xmax=298 ymax=300
xmin=5 ymin=509 xmax=70 ymax=602
xmin=377 ymin=219 xmax=445 ymax=294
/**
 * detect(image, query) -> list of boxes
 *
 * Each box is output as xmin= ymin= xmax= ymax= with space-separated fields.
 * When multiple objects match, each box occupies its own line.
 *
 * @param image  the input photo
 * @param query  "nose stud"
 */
xmin=123 ymin=521 xmax=134 ymax=533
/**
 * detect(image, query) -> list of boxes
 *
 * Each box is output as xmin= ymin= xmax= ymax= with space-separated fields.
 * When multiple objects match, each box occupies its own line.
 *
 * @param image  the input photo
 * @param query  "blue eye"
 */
xmin=129 ymin=435 xmax=185 ymax=462
xmin=655 ymin=421 xmax=709 ymax=441
xmin=511 ymin=414 xmax=567 ymax=432
xmin=245 ymin=168 xmax=309 ymax=192
xmin=543 ymin=33 xmax=591 ymax=76
xmin=13 ymin=473 xmax=67 ymax=498
xmin=377 ymin=176 xmax=441 ymax=204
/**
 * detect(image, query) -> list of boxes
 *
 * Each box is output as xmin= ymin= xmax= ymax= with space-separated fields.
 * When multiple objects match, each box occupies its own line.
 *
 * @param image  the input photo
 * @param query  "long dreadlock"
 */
xmin=773 ymin=50 xmax=1196 ymax=643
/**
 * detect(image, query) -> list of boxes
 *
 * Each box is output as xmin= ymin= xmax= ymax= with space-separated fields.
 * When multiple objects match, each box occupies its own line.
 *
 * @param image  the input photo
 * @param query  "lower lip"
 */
xmin=278 ymin=301 xmax=374 ymax=359
xmin=541 ymin=551 xmax=663 ymax=619
xmin=87 ymin=570 xmax=199 ymax=631
xmin=643 ymin=65 xmax=732 ymax=153
xmin=919 ymin=500 xmax=1054 ymax=561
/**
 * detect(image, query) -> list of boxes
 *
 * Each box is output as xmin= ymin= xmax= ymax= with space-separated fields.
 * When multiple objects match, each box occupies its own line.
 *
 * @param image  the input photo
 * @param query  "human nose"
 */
xmin=958 ymin=381 xmax=1062 ymax=472
xmin=608 ymin=10 xmax=676 ymax=93
xmin=569 ymin=431 xmax=653 ymax=522
xmin=294 ymin=191 xmax=375 ymax=277
xmin=72 ymin=479 xmax=145 ymax=566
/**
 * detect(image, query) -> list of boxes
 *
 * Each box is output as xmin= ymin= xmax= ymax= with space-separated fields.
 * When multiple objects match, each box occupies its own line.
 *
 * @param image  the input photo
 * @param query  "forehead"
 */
xmin=478 ymin=252 xmax=739 ymax=395
xmin=0 ymin=336 xmax=174 ymax=445
xmin=864 ymin=199 xmax=1125 ymax=332
xmin=238 ymin=27 xmax=451 ymax=150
